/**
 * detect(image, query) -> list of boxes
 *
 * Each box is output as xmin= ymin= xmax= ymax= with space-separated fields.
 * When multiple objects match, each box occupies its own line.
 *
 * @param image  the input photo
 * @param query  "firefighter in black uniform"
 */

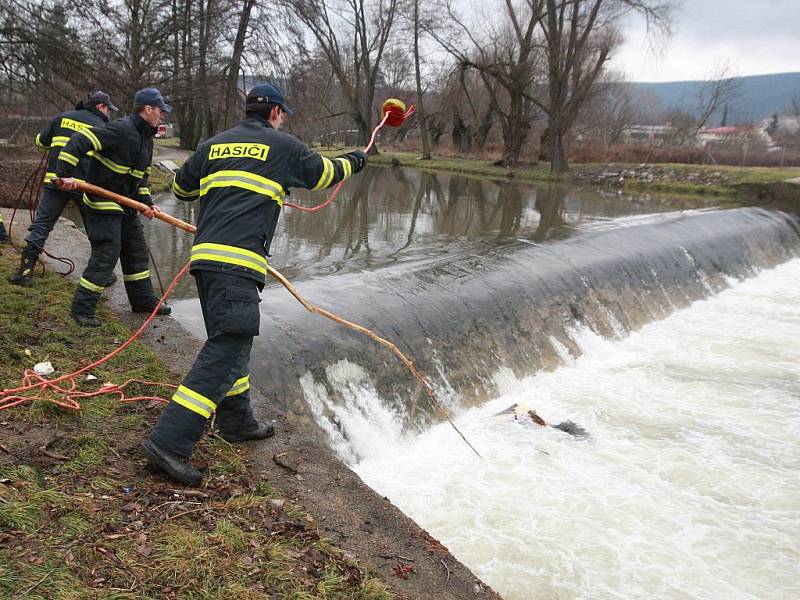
xmin=142 ymin=83 xmax=368 ymax=485
xmin=57 ymin=87 xmax=172 ymax=327
xmin=9 ymin=91 xmax=117 ymax=286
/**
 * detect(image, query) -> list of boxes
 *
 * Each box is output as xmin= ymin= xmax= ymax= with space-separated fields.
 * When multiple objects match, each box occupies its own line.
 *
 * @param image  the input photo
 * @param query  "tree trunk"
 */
xmin=548 ymin=112 xmax=569 ymax=173
xmin=500 ymin=95 xmax=529 ymax=166
xmin=222 ymin=0 xmax=256 ymax=130
xmin=413 ymin=0 xmax=431 ymax=159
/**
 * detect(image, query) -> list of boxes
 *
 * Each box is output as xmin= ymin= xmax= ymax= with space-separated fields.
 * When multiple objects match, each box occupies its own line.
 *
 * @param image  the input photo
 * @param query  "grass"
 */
xmin=0 ymin=248 xmax=394 ymax=599
xmin=154 ymin=137 xmax=181 ymax=149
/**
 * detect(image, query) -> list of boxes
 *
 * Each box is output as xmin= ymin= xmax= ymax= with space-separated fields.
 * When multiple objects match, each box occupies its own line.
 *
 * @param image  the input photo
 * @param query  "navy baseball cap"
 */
xmin=246 ymin=83 xmax=294 ymax=116
xmin=87 ymin=90 xmax=118 ymax=112
xmin=133 ymin=87 xmax=173 ymax=112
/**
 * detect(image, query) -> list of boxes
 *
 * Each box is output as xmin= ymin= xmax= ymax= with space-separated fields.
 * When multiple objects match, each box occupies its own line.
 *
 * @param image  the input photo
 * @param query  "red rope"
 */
xmin=0 ymin=262 xmax=190 ymax=412
xmin=283 ymin=112 xmax=390 ymax=213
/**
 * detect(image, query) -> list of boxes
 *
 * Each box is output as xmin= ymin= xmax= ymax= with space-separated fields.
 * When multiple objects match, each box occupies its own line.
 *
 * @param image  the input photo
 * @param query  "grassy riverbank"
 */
xmin=0 ymin=248 xmax=391 ymax=599
xmin=366 ymin=151 xmax=800 ymax=200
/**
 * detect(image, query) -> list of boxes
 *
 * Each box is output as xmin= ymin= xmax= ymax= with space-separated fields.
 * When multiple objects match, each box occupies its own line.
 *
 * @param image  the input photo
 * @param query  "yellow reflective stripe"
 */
xmin=78 ymin=128 xmax=102 ymax=151
xmin=79 ymin=277 xmax=105 ymax=293
xmin=123 ymin=270 xmax=150 ymax=282
xmin=313 ymin=157 xmax=334 ymax=190
xmin=50 ymin=136 xmax=71 ymax=148
xmin=335 ymin=157 xmax=352 ymax=179
xmin=172 ymin=178 xmax=198 ymax=198
xmin=59 ymin=151 xmax=79 ymax=166
xmin=145 ymin=167 xmax=152 ymax=174
xmin=172 ymin=385 xmax=216 ymax=419
xmin=35 ymin=134 xmax=50 ymax=151
xmin=190 ymin=242 xmax=267 ymax=276
xmin=82 ymin=193 xmax=124 ymax=212
xmin=92 ymin=152 xmax=130 ymax=174
xmin=199 ymin=170 xmax=285 ymax=205
xmin=138 ymin=187 xmax=151 ymax=196
xmin=43 ymin=172 xmax=56 ymax=183
xmin=131 ymin=168 xmax=145 ymax=178
xmin=226 ymin=374 xmax=250 ymax=397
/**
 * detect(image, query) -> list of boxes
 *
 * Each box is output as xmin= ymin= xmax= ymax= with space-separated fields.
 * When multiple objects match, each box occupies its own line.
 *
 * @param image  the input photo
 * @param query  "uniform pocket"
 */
xmin=222 ymin=283 xmax=261 ymax=336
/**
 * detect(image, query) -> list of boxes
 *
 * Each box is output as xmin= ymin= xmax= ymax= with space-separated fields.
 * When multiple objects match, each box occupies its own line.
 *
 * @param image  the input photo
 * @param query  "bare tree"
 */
xmin=411 ymin=0 xmax=432 ymax=158
xmin=278 ymin=0 xmax=400 ymax=148
xmin=538 ymin=0 xmax=672 ymax=173
xmin=693 ymin=62 xmax=741 ymax=134
xmin=574 ymin=73 xmax=638 ymax=150
xmin=221 ymin=0 xmax=256 ymax=130
xmin=432 ymin=0 xmax=546 ymax=165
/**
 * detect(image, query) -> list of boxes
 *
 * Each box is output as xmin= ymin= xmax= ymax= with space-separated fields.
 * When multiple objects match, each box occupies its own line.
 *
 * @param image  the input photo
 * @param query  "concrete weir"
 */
xmin=241 ymin=206 xmax=800 ymax=435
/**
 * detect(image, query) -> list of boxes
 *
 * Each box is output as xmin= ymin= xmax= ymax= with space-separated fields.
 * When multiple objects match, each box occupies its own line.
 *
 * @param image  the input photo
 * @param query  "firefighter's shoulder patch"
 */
xmin=208 ymin=143 xmax=270 ymax=162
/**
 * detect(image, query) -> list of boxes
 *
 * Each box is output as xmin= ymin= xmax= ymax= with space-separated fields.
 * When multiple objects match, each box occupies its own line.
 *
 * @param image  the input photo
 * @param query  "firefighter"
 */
xmin=57 ymin=87 xmax=172 ymax=327
xmin=9 ymin=91 xmax=117 ymax=286
xmin=142 ymin=82 xmax=368 ymax=485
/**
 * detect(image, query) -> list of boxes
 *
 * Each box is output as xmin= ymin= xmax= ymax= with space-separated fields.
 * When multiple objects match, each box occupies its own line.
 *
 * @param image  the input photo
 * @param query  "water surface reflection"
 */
xmin=66 ymin=165 xmax=713 ymax=299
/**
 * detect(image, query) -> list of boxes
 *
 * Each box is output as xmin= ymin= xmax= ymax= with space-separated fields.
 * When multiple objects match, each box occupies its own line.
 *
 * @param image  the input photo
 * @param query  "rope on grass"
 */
xmin=0 ymin=262 xmax=190 ymax=412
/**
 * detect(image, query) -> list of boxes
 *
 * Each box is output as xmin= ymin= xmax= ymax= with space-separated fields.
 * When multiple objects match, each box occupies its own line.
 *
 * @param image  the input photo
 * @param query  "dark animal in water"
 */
xmin=495 ymin=403 xmax=589 ymax=438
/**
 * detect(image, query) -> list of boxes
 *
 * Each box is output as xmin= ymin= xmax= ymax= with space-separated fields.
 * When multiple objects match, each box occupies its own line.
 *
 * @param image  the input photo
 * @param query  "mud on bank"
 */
xmin=0 ymin=210 xmax=498 ymax=599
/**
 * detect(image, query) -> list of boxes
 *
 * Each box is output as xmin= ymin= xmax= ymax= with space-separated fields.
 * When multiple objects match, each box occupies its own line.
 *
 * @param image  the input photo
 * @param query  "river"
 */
xmin=348 ymin=257 xmax=800 ymax=599
xmin=124 ymin=164 xmax=798 ymax=599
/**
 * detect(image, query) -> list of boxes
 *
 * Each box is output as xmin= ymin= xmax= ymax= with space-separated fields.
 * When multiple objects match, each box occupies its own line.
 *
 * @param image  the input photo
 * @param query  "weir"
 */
xmin=174 ymin=205 xmax=800 ymax=444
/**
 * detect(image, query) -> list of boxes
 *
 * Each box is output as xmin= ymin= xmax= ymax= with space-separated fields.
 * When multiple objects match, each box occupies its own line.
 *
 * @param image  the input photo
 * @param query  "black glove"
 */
xmin=346 ymin=150 xmax=367 ymax=173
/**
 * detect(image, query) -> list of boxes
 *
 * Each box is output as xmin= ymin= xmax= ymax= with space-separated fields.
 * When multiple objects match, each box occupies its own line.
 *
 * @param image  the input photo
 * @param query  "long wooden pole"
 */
xmin=57 ymin=179 xmax=482 ymax=457
xmin=58 ymin=179 xmax=197 ymax=233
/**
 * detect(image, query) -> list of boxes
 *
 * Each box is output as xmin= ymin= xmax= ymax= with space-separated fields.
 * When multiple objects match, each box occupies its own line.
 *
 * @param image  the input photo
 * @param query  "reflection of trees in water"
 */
xmin=497 ymin=181 xmax=524 ymax=238
xmin=391 ymin=170 xmax=433 ymax=256
xmin=321 ymin=168 xmax=377 ymax=262
xmin=533 ymin=185 xmax=567 ymax=242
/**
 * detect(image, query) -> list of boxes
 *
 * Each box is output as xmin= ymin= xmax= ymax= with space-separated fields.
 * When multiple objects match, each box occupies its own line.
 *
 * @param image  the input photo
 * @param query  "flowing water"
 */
xmin=136 ymin=165 xmax=799 ymax=598
xmin=339 ymin=259 xmax=800 ymax=600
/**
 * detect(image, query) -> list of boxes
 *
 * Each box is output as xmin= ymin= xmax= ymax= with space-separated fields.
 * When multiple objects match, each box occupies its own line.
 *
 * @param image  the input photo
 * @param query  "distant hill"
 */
xmin=627 ymin=72 xmax=800 ymax=125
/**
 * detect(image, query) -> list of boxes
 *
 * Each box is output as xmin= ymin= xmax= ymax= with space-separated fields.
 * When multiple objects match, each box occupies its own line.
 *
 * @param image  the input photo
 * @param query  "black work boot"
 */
xmin=131 ymin=299 xmax=172 ymax=315
xmin=71 ymin=312 xmax=101 ymax=328
xmin=141 ymin=439 xmax=202 ymax=486
xmin=8 ymin=244 xmax=38 ymax=286
xmin=220 ymin=422 xmax=275 ymax=443
xmin=0 ymin=222 xmax=9 ymax=244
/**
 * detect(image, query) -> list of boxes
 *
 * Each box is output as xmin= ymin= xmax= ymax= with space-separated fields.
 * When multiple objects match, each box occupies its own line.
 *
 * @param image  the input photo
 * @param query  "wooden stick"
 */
xmin=54 ymin=179 xmax=197 ymax=233
xmin=56 ymin=179 xmax=481 ymax=458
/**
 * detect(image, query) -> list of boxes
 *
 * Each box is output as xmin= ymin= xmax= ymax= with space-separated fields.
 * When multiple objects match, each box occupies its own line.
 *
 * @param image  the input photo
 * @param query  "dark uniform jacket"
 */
xmin=56 ymin=112 xmax=156 ymax=212
xmin=35 ymin=103 xmax=109 ymax=190
xmin=173 ymin=113 xmax=362 ymax=285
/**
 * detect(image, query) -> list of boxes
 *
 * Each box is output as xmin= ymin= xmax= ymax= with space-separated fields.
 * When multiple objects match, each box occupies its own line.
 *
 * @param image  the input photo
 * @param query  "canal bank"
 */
xmin=365 ymin=151 xmax=800 ymax=202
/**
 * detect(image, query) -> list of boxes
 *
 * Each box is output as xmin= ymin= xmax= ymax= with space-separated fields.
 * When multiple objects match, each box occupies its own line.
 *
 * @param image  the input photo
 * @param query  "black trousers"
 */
xmin=71 ymin=209 xmax=158 ymax=316
xmin=26 ymin=187 xmax=86 ymax=253
xmin=148 ymin=270 xmax=261 ymax=457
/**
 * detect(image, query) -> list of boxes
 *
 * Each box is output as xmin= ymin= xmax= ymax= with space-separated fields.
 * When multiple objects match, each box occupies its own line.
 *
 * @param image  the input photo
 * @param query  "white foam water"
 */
xmin=305 ymin=258 xmax=800 ymax=599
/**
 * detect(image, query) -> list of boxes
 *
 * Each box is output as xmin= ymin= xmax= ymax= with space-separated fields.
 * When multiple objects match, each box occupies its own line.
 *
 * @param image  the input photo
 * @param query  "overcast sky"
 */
xmin=609 ymin=0 xmax=800 ymax=82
